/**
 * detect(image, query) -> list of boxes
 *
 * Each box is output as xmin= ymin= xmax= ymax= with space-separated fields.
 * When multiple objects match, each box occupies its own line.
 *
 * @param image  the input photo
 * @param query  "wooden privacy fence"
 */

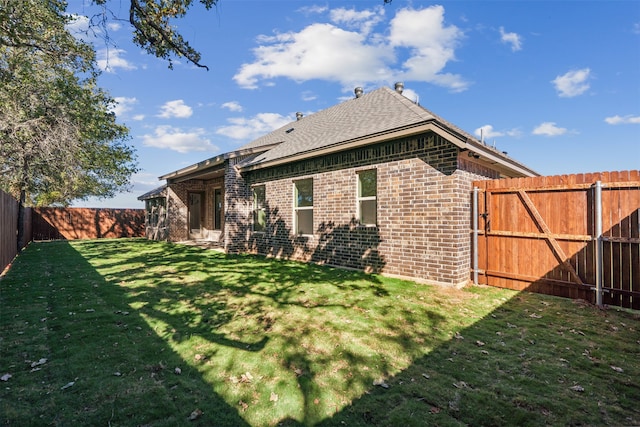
xmin=0 ymin=189 xmax=32 ymax=274
xmin=32 ymin=207 xmax=145 ymax=240
xmin=472 ymin=170 xmax=640 ymax=310
xmin=0 ymin=189 xmax=19 ymax=273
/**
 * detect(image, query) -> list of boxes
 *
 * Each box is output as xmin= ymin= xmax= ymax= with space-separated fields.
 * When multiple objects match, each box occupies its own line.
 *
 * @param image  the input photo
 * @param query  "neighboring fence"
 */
xmin=0 ymin=195 xmax=145 ymax=274
xmin=32 ymin=207 xmax=145 ymax=240
xmin=472 ymin=170 xmax=640 ymax=310
xmin=0 ymin=189 xmax=19 ymax=273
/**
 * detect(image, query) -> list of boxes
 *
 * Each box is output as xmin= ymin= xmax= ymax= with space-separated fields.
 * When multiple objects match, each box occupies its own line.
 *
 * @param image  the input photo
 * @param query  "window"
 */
xmin=214 ymin=188 xmax=223 ymax=230
xmin=358 ymin=169 xmax=377 ymax=225
xmin=252 ymin=185 xmax=266 ymax=232
xmin=294 ymin=179 xmax=313 ymax=235
xmin=145 ymin=197 xmax=166 ymax=228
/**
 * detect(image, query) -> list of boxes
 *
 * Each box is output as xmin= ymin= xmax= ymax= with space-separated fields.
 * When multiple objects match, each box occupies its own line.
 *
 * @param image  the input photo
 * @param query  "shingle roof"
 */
xmin=238 ymin=86 xmax=442 ymax=165
xmin=151 ymin=85 xmax=538 ymax=185
xmin=137 ymin=184 xmax=167 ymax=201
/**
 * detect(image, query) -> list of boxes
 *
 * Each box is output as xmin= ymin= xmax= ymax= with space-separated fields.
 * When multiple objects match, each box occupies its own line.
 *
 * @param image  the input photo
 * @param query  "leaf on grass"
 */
xmin=373 ymin=379 xmax=389 ymax=389
xmin=529 ymin=313 xmax=542 ymax=319
xmin=610 ymin=366 xmax=624 ymax=373
xmin=30 ymin=358 xmax=47 ymax=368
xmin=270 ymin=392 xmax=278 ymax=402
xmin=454 ymin=332 xmax=464 ymax=340
xmin=174 ymin=367 xmax=182 ymax=375
xmin=113 ymin=372 xmax=122 ymax=376
xmin=239 ymin=400 xmax=249 ymax=412
xmin=430 ymin=407 xmax=441 ymax=414
xmin=1 ymin=373 xmax=11 ymax=381
xmin=188 ymin=409 xmax=202 ymax=421
xmin=476 ymin=340 xmax=485 ymax=346
xmin=61 ymin=381 xmax=75 ymax=390
xmin=569 ymin=385 xmax=584 ymax=392
xmin=422 ymin=373 xmax=430 ymax=379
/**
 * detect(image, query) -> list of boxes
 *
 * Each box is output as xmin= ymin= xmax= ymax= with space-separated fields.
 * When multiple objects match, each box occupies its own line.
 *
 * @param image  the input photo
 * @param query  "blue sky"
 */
xmin=67 ymin=0 xmax=640 ymax=208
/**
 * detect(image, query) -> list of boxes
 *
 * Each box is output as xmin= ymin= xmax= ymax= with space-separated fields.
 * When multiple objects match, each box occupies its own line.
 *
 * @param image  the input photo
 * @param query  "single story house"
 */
xmin=139 ymin=83 xmax=538 ymax=286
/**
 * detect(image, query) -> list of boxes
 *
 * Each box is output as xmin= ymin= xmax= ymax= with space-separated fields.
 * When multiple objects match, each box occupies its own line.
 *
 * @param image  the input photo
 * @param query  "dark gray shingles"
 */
xmin=239 ymin=86 xmax=437 ymax=166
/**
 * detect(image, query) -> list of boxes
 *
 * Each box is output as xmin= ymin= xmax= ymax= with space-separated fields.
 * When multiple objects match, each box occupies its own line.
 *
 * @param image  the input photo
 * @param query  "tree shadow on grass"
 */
xmin=0 ymin=240 xmax=249 ymax=426
xmin=6 ymin=240 xmax=638 ymax=426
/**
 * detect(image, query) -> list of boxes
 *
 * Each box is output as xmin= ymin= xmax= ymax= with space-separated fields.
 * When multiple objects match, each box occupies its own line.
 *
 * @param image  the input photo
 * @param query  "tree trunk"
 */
xmin=16 ymin=188 xmax=26 ymax=252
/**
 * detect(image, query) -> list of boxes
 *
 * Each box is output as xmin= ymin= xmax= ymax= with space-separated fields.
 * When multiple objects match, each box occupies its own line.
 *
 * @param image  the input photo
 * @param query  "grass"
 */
xmin=1 ymin=238 xmax=639 ymax=426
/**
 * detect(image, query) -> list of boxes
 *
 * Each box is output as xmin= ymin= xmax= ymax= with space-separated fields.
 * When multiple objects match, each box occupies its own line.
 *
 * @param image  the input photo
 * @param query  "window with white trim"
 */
xmin=357 ymin=169 xmax=377 ymax=225
xmin=294 ymin=178 xmax=313 ymax=235
xmin=252 ymin=185 xmax=266 ymax=232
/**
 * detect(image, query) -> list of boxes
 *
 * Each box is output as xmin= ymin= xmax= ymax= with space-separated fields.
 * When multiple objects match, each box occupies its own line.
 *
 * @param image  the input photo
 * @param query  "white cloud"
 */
xmin=66 ymin=14 xmax=121 ymax=39
xmin=97 ymin=48 xmax=137 ymax=73
xmin=389 ymin=6 xmax=468 ymax=92
xmin=221 ymin=101 xmax=243 ymax=112
xmin=330 ymin=6 xmax=385 ymax=35
xmin=301 ymin=91 xmax=317 ymax=101
xmin=234 ymin=22 xmax=392 ymax=90
xmin=474 ymin=124 xmax=521 ymax=140
xmin=633 ymin=22 xmax=640 ymax=34
xmin=234 ymin=5 xmax=468 ymax=93
xmin=158 ymin=100 xmax=193 ymax=119
xmin=533 ymin=122 xmax=567 ymax=136
xmin=401 ymin=88 xmax=420 ymax=104
xmin=110 ymin=97 xmax=138 ymax=117
xmin=216 ymin=113 xmax=292 ymax=141
xmin=605 ymin=115 xmax=640 ymax=125
xmin=132 ymin=114 xmax=145 ymax=121
xmin=552 ymin=68 xmax=591 ymax=97
xmin=499 ymin=26 xmax=522 ymax=51
xmin=65 ymin=14 xmax=93 ymax=41
xmin=142 ymin=125 xmax=216 ymax=153
xmin=298 ymin=5 xmax=328 ymax=16
xmin=107 ymin=22 xmax=122 ymax=31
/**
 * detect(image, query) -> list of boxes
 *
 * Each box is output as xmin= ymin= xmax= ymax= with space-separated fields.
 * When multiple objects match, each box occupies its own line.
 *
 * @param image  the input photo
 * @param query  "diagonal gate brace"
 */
xmin=517 ymin=190 xmax=584 ymax=286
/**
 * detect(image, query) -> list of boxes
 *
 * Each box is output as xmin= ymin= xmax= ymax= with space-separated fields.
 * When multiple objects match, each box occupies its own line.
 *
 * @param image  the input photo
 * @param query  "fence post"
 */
xmin=472 ymin=186 xmax=479 ymax=285
xmin=594 ymin=181 xmax=603 ymax=308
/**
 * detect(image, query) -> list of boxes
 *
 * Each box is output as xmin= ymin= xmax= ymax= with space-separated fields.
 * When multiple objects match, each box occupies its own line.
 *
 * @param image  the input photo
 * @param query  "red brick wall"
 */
xmin=165 ymin=176 xmax=224 ymax=242
xmin=231 ymin=132 xmax=497 ymax=286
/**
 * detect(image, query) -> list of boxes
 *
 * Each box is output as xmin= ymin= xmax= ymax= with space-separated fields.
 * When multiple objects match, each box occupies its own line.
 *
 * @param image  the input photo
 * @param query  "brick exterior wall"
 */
xmin=160 ymin=132 xmax=500 ymax=286
xmin=224 ymin=156 xmax=252 ymax=253
xmin=165 ymin=176 xmax=224 ymax=242
xmin=226 ymin=132 xmax=498 ymax=286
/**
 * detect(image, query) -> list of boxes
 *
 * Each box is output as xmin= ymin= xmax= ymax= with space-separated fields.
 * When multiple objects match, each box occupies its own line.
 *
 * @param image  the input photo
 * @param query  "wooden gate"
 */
xmin=473 ymin=170 xmax=640 ymax=310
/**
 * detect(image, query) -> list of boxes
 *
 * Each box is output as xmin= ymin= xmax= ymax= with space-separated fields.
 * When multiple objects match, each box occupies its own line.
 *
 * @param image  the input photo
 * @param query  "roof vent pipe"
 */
xmin=296 ymin=112 xmax=303 ymax=121
xmin=354 ymin=87 xmax=364 ymax=98
xmin=394 ymin=82 xmax=404 ymax=94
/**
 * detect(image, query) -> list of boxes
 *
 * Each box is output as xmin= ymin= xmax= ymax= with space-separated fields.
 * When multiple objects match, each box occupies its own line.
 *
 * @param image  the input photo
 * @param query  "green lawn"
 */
xmin=1 ymin=239 xmax=638 ymax=426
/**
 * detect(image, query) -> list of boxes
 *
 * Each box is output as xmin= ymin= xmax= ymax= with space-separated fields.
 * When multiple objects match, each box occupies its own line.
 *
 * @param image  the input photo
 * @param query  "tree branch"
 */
xmin=129 ymin=0 xmax=209 ymax=70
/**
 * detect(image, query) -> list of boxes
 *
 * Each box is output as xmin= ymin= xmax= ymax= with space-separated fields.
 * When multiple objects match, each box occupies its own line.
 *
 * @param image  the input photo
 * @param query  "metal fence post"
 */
xmin=594 ymin=181 xmax=603 ymax=307
xmin=473 ymin=186 xmax=479 ymax=285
